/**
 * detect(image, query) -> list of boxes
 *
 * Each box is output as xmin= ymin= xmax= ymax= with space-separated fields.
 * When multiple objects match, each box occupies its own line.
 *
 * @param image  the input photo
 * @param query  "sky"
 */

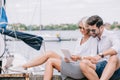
xmin=5 ymin=0 xmax=120 ymax=25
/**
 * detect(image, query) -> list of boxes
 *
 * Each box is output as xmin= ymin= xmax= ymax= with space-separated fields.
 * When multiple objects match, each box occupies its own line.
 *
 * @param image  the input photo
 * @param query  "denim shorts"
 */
xmin=95 ymin=60 xmax=107 ymax=78
xmin=96 ymin=60 xmax=120 ymax=80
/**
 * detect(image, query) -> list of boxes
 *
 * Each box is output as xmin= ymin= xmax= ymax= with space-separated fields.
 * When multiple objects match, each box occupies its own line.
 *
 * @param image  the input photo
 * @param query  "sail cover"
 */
xmin=0 ymin=29 xmax=43 ymax=50
xmin=0 ymin=5 xmax=43 ymax=51
xmin=0 ymin=6 xmax=8 ymax=29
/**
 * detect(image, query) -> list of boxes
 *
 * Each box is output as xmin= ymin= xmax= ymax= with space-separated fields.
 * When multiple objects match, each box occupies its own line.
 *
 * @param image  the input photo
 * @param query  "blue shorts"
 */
xmin=96 ymin=60 xmax=120 ymax=80
xmin=95 ymin=60 xmax=107 ymax=78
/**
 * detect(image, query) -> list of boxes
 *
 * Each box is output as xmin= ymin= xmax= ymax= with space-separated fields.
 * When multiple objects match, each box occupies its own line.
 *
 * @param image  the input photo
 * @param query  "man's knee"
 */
xmin=109 ymin=55 xmax=120 ymax=69
xmin=109 ymin=55 xmax=118 ymax=64
xmin=80 ymin=60 xmax=89 ymax=72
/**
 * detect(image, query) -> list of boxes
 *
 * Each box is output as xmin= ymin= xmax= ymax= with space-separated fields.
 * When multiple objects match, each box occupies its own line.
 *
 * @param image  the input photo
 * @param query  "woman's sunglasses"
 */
xmin=78 ymin=26 xmax=85 ymax=30
xmin=78 ymin=26 xmax=96 ymax=33
xmin=78 ymin=26 xmax=90 ymax=31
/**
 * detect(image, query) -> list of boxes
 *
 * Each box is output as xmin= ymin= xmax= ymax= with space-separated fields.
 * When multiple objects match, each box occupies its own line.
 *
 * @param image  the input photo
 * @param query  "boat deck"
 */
xmin=0 ymin=73 xmax=87 ymax=80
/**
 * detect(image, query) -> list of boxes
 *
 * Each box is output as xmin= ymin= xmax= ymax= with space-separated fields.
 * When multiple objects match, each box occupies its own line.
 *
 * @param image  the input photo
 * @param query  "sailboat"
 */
xmin=0 ymin=0 xmax=44 ymax=74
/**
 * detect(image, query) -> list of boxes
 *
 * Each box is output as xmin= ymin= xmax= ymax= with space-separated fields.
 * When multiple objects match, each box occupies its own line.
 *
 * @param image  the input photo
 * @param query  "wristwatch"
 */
xmin=98 ymin=53 xmax=104 ymax=58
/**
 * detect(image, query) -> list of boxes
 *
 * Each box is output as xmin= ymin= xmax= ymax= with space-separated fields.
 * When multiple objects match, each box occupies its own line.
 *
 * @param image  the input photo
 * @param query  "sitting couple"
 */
xmin=9 ymin=15 xmax=120 ymax=80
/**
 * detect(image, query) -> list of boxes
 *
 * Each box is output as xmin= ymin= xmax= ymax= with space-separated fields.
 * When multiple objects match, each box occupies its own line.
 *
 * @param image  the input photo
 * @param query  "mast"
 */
xmin=4 ymin=0 xmax=6 ymax=6
xmin=39 ymin=0 xmax=42 ymax=30
xmin=0 ymin=0 xmax=2 ymax=7
xmin=0 ymin=0 xmax=6 ymax=74
xmin=0 ymin=0 xmax=6 ymax=7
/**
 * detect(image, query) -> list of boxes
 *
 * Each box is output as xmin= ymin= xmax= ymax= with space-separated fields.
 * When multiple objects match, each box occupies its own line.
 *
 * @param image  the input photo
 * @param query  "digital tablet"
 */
xmin=61 ymin=49 xmax=71 ymax=59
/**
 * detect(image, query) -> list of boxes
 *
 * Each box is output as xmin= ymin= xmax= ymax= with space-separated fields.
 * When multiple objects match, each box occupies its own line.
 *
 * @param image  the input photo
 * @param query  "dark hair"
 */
xmin=87 ymin=15 xmax=103 ymax=28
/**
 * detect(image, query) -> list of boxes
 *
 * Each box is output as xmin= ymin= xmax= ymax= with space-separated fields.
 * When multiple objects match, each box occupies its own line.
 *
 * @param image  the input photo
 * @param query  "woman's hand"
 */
xmin=64 ymin=57 xmax=70 ymax=63
xmin=71 ymin=55 xmax=80 ymax=61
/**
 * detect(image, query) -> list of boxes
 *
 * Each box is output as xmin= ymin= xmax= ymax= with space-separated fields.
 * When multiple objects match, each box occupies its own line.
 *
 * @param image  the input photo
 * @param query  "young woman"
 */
xmin=43 ymin=17 xmax=98 ymax=80
xmin=9 ymin=17 xmax=98 ymax=80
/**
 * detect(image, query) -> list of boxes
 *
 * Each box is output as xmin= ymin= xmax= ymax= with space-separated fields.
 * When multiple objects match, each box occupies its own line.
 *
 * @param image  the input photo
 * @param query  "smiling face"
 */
xmin=88 ymin=24 xmax=100 ymax=37
xmin=78 ymin=21 xmax=89 ymax=35
xmin=86 ymin=15 xmax=104 ymax=38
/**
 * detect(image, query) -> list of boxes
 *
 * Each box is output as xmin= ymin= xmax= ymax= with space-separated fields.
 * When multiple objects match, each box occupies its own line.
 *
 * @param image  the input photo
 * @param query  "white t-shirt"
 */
xmin=74 ymin=36 xmax=98 ymax=57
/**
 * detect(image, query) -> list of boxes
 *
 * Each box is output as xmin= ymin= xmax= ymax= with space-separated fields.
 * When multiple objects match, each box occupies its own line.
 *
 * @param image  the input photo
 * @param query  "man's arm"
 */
xmin=92 ymin=34 xmax=120 ymax=62
xmin=100 ymin=48 xmax=117 ymax=57
xmin=101 ymin=34 xmax=120 ymax=57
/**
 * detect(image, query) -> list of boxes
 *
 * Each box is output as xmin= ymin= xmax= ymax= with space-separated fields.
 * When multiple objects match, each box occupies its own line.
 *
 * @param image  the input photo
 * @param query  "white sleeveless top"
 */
xmin=74 ymin=36 xmax=98 ymax=57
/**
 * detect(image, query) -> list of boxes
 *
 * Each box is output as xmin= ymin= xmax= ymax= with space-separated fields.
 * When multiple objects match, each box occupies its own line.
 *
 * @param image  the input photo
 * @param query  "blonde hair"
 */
xmin=78 ymin=17 xmax=89 ymax=29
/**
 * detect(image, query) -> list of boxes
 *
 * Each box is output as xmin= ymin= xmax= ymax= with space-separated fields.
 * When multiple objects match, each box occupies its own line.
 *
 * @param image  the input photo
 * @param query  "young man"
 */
xmin=80 ymin=15 xmax=120 ymax=80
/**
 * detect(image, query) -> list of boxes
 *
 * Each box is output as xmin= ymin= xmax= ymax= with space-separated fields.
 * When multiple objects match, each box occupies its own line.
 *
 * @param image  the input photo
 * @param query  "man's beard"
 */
xmin=91 ymin=33 xmax=98 ymax=38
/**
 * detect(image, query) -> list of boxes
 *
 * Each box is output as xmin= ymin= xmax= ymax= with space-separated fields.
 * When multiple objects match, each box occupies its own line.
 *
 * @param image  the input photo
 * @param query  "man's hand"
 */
xmin=90 ymin=55 xmax=102 ymax=64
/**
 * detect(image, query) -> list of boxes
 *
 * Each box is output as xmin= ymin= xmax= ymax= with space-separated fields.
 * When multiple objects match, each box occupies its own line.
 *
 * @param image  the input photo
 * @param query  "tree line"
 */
xmin=8 ymin=22 xmax=120 ymax=31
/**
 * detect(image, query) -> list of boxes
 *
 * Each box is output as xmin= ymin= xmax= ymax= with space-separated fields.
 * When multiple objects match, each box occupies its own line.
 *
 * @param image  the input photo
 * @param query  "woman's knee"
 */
xmin=46 ymin=58 xmax=55 ymax=65
xmin=46 ymin=58 xmax=61 ymax=71
xmin=45 ymin=51 xmax=56 ymax=57
xmin=46 ymin=51 xmax=61 ymax=59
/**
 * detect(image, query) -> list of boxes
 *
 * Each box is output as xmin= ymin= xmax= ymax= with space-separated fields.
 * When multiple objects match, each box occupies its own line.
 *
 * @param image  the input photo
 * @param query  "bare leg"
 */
xmin=44 ymin=58 xmax=61 ymax=80
xmin=116 ymin=57 xmax=120 ymax=69
xmin=80 ymin=60 xmax=99 ymax=80
xmin=22 ymin=51 xmax=61 ymax=69
xmin=100 ymin=55 xmax=118 ymax=80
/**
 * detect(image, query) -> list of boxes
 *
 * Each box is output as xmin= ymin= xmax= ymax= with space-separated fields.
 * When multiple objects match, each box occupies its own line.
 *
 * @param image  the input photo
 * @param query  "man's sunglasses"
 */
xmin=89 ymin=29 xmax=96 ymax=33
